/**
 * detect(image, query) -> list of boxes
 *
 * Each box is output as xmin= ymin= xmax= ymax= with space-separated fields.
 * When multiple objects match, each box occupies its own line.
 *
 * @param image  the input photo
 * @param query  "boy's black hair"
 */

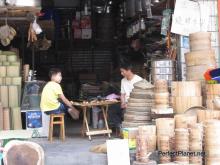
xmin=119 ymin=62 xmax=133 ymax=71
xmin=49 ymin=68 xmax=61 ymax=79
xmin=119 ymin=56 xmax=133 ymax=71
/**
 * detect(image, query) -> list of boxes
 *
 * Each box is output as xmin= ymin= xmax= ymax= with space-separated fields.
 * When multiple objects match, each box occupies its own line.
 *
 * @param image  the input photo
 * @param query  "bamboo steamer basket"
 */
xmin=189 ymin=32 xmax=211 ymax=40
xmin=175 ymin=114 xmax=197 ymax=129
xmin=5 ymin=77 xmax=12 ymax=85
xmin=190 ymin=39 xmax=211 ymax=52
xmin=175 ymin=158 xmax=189 ymax=163
xmin=156 ymin=118 xmax=175 ymax=131
xmin=6 ymin=66 xmax=20 ymax=77
xmin=172 ymin=96 xmax=202 ymax=114
xmin=0 ymin=77 xmax=5 ymax=85
xmin=197 ymin=110 xmax=220 ymax=123
xmin=186 ymin=65 xmax=216 ymax=81
xmin=3 ymin=107 xmax=10 ymax=130
xmin=12 ymin=77 xmax=22 ymax=86
xmin=206 ymin=84 xmax=220 ymax=95
xmin=130 ymin=92 xmax=154 ymax=99
xmin=10 ymin=61 xmax=20 ymax=66
xmin=3 ymin=61 xmax=10 ymax=66
xmin=185 ymin=50 xmax=216 ymax=67
xmin=0 ymin=55 xmax=7 ymax=62
xmin=127 ymin=102 xmax=154 ymax=107
xmin=0 ymin=85 xmax=8 ymax=107
xmin=171 ymin=81 xmax=201 ymax=97
xmin=147 ymin=135 xmax=157 ymax=152
xmin=124 ymin=114 xmax=151 ymax=121
xmin=0 ymin=103 xmax=3 ymax=130
xmin=155 ymin=92 xmax=169 ymax=105
xmin=128 ymin=98 xmax=150 ymax=103
xmin=204 ymin=119 xmax=220 ymax=127
xmin=154 ymin=104 xmax=170 ymax=109
xmin=156 ymin=118 xmax=175 ymax=148
xmin=155 ymin=79 xmax=168 ymax=93
xmin=0 ymin=66 xmax=6 ymax=77
xmin=138 ymin=125 xmax=156 ymax=135
xmin=8 ymin=85 xmax=19 ymax=107
xmin=132 ymin=88 xmax=152 ymax=93
xmin=7 ymin=55 xmax=17 ymax=62
xmin=136 ymin=135 xmax=149 ymax=163
xmin=11 ymin=107 xmax=22 ymax=130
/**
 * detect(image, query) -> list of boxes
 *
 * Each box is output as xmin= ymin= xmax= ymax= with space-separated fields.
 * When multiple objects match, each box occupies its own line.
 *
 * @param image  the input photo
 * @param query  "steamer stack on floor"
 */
xmin=206 ymin=84 xmax=220 ymax=110
xmin=122 ymin=79 xmax=154 ymax=128
xmin=185 ymin=32 xmax=216 ymax=81
xmin=171 ymin=81 xmax=202 ymax=114
xmin=0 ymin=50 xmax=22 ymax=130
xmin=185 ymin=32 xmax=217 ymax=106
xmin=151 ymin=79 xmax=173 ymax=115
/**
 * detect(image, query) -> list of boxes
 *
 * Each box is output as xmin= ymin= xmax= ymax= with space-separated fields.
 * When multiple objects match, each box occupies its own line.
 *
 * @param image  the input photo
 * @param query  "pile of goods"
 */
xmin=171 ymin=81 xmax=202 ymax=113
xmin=0 ymin=24 xmax=16 ymax=46
xmin=206 ymin=84 xmax=220 ymax=110
xmin=174 ymin=128 xmax=189 ymax=163
xmin=159 ymin=135 xmax=172 ymax=163
xmin=185 ymin=32 xmax=216 ymax=81
xmin=0 ymin=51 xmax=22 ymax=130
xmin=156 ymin=118 xmax=175 ymax=150
xmin=152 ymin=79 xmax=173 ymax=114
xmin=134 ymin=126 xmax=157 ymax=165
xmin=122 ymin=79 xmax=154 ymax=128
xmin=204 ymin=120 xmax=220 ymax=164
xmin=189 ymin=123 xmax=203 ymax=164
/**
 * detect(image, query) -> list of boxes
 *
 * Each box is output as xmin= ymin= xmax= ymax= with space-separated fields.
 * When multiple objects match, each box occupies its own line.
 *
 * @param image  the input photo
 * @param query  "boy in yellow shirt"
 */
xmin=40 ymin=68 xmax=79 ymax=119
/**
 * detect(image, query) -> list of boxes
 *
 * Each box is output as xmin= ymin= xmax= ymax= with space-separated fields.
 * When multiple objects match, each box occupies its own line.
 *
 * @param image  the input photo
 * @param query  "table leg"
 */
xmin=101 ymin=106 xmax=111 ymax=138
xmin=83 ymin=107 xmax=91 ymax=140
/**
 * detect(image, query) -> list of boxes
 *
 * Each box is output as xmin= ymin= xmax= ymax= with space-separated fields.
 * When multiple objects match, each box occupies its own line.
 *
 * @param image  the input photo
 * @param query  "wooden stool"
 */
xmin=48 ymin=113 xmax=65 ymax=142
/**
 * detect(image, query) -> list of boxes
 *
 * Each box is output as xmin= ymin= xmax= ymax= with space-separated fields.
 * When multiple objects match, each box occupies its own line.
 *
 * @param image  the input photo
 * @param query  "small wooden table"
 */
xmin=71 ymin=100 xmax=119 ymax=140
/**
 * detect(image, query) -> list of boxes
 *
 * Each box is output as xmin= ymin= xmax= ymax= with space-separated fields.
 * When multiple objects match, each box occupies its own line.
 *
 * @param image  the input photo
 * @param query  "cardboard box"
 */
xmin=82 ymin=29 xmax=92 ymax=39
xmin=122 ymin=127 xmax=138 ymax=150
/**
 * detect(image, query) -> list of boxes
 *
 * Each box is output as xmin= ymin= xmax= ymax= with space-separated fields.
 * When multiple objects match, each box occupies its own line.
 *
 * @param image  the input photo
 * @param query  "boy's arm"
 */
xmin=59 ymin=94 xmax=74 ymax=108
xmin=120 ymin=93 xmax=127 ymax=109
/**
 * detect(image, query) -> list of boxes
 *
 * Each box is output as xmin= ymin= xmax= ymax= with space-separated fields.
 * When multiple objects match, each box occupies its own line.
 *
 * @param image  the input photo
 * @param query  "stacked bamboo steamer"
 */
xmin=171 ymin=81 xmax=202 ymax=113
xmin=122 ymin=80 xmax=154 ymax=127
xmin=135 ymin=126 xmax=157 ymax=164
xmin=138 ymin=125 xmax=157 ymax=152
xmin=174 ymin=114 xmax=197 ymax=129
xmin=156 ymin=118 xmax=175 ymax=150
xmin=0 ymin=50 xmax=22 ymax=130
xmin=151 ymin=80 xmax=173 ymax=114
xmin=206 ymin=84 xmax=220 ymax=109
xmin=159 ymin=135 xmax=171 ymax=163
xmin=174 ymin=128 xmax=189 ymax=163
xmin=204 ymin=120 xmax=220 ymax=164
xmin=189 ymin=123 xmax=203 ymax=165
xmin=136 ymin=127 xmax=150 ymax=163
xmin=197 ymin=110 xmax=220 ymax=123
xmin=185 ymin=32 xmax=216 ymax=81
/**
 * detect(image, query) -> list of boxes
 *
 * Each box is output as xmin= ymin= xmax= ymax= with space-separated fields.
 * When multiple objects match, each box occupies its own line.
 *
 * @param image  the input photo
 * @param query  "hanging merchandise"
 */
xmin=141 ymin=0 xmax=152 ymax=18
xmin=135 ymin=0 xmax=143 ymax=13
xmin=161 ymin=9 xmax=172 ymax=36
xmin=126 ymin=0 xmax=136 ymax=18
xmin=140 ymin=18 xmax=146 ymax=31
xmin=0 ymin=19 xmax=16 ymax=47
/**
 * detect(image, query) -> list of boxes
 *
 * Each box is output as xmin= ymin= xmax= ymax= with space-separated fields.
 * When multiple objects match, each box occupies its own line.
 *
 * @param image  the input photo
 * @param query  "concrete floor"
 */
xmin=31 ymin=118 xmax=109 ymax=165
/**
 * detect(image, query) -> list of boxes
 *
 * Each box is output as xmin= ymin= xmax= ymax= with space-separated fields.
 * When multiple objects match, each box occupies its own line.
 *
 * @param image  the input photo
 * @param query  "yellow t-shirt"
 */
xmin=40 ymin=81 xmax=63 ymax=112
